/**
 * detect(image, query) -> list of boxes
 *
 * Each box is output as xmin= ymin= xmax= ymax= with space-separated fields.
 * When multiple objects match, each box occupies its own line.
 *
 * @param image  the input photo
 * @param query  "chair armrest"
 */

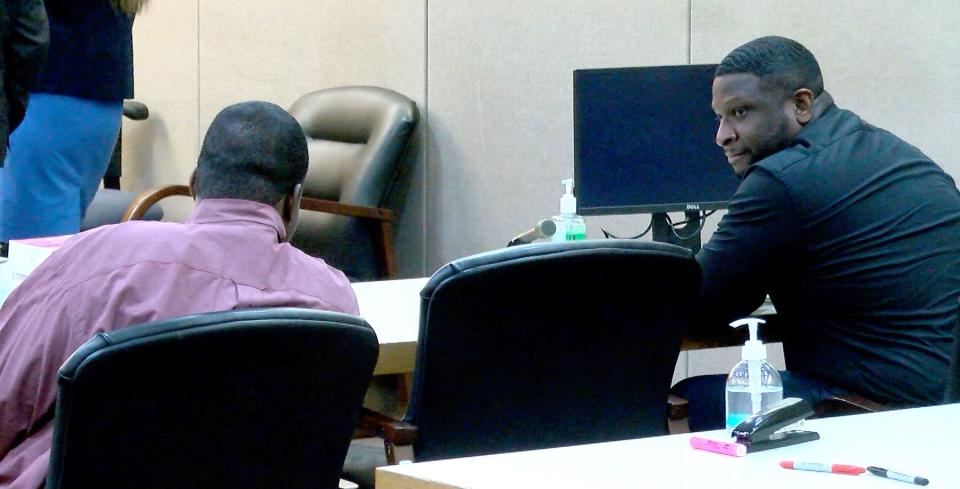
xmin=358 ymin=407 xmax=418 ymax=446
xmin=358 ymin=407 xmax=418 ymax=465
xmin=814 ymin=395 xmax=888 ymax=418
xmin=122 ymin=100 xmax=149 ymax=121
xmin=299 ymin=197 xmax=399 ymax=278
xmin=121 ymin=185 xmax=192 ymax=221
xmin=299 ymin=197 xmax=395 ymax=222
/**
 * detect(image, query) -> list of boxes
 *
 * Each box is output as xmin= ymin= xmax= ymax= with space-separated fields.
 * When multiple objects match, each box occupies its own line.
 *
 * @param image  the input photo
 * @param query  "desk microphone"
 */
xmin=507 ymin=219 xmax=557 ymax=246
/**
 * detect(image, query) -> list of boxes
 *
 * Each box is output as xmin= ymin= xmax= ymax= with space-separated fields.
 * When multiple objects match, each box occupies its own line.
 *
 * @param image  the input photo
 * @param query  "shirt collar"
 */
xmin=187 ymin=199 xmax=287 ymax=241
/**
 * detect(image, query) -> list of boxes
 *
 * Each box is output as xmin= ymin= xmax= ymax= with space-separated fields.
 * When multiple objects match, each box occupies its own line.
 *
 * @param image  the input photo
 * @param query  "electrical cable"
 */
xmin=601 ymin=210 xmax=716 ymax=241
xmin=665 ymin=210 xmax=715 ymax=241
xmin=601 ymin=218 xmax=653 ymax=240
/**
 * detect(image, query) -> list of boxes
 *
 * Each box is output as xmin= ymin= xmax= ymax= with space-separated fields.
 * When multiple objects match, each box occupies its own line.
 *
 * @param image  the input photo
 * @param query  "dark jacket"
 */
xmin=0 ymin=0 xmax=47 ymax=162
xmin=33 ymin=0 xmax=134 ymax=102
xmin=696 ymin=104 xmax=960 ymax=406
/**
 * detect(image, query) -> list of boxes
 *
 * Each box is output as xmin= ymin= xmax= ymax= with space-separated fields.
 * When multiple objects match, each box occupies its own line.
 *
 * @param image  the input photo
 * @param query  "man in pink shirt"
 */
xmin=0 ymin=101 xmax=359 ymax=488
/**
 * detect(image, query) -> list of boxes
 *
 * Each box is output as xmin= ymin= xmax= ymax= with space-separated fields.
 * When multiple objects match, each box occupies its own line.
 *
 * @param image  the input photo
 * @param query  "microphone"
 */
xmin=507 ymin=219 xmax=557 ymax=247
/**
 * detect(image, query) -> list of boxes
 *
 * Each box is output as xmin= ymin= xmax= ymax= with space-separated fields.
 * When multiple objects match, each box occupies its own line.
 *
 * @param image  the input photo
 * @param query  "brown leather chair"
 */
xmin=288 ymin=86 xmax=419 ymax=281
xmin=121 ymin=87 xmax=419 ymax=282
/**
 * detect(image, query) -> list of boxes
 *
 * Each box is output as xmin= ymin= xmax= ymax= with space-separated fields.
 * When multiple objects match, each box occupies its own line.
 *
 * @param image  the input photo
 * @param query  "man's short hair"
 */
xmin=194 ymin=101 xmax=308 ymax=205
xmin=715 ymin=36 xmax=824 ymax=97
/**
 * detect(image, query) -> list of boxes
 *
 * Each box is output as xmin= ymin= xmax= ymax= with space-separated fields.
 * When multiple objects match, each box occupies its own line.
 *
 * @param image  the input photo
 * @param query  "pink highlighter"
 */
xmin=690 ymin=436 xmax=747 ymax=457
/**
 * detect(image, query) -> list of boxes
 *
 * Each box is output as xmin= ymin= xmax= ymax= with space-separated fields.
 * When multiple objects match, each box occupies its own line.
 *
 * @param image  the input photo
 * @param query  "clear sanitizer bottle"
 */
xmin=725 ymin=318 xmax=783 ymax=431
xmin=551 ymin=178 xmax=586 ymax=242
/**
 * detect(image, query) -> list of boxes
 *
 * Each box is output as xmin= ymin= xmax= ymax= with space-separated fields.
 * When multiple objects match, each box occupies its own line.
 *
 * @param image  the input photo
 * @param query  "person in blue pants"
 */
xmin=0 ymin=0 xmax=148 ymax=242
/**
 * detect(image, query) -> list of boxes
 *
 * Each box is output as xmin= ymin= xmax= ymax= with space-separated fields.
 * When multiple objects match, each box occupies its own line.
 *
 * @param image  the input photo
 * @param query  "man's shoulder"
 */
xmin=44 ymin=220 xmax=191 ymax=278
xmin=752 ymin=107 xmax=874 ymax=181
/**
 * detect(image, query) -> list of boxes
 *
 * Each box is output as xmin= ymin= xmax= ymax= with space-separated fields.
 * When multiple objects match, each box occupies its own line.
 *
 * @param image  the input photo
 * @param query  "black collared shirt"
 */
xmin=696 ymin=104 xmax=960 ymax=406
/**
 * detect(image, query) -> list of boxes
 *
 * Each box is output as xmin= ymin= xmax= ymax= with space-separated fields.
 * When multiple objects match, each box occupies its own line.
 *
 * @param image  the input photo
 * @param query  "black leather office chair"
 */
xmin=103 ymin=100 xmax=150 ymax=189
xmin=355 ymin=240 xmax=699 ymax=474
xmin=288 ymin=86 xmax=419 ymax=281
xmin=81 ymin=187 xmax=164 ymax=230
xmin=83 ymin=101 xmax=163 ymax=230
xmin=46 ymin=308 xmax=378 ymax=489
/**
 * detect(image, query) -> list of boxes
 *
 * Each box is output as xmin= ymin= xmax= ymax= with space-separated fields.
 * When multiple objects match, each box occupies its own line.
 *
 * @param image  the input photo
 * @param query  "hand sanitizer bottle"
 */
xmin=551 ymin=178 xmax=586 ymax=242
xmin=725 ymin=318 xmax=783 ymax=431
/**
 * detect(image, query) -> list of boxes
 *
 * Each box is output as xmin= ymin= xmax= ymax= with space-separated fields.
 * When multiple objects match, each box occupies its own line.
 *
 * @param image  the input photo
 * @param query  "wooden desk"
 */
xmin=377 ymin=403 xmax=959 ymax=488
xmin=353 ymin=277 xmax=426 ymax=376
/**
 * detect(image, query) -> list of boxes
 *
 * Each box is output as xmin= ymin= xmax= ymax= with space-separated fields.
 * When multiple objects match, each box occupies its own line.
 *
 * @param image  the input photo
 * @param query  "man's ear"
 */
xmin=281 ymin=183 xmax=303 ymax=242
xmin=791 ymin=88 xmax=815 ymax=125
xmin=286 ymin=183 xmax=303 ymax=219
xmin=188 ymin=171 xmax=198 ymax=200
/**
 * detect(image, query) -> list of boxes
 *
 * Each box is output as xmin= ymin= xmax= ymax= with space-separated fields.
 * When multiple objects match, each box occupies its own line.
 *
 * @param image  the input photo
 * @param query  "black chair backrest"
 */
xmin=46 ymin=308 xmax=379 ymax=489
xmin=406 ymin=240 xmax=700 ymax=461
xmin=946 ymin=299 xmax=960 ymax=403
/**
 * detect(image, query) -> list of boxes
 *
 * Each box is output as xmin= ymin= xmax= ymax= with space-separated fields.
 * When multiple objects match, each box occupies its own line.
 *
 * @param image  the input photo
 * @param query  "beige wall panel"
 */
xmin=121 ymin=0 xmax=200 ymax=209
xmin=197 ymin=0 xmax=424 ymax=131
xmin=198 ymin=0 xmax=427 ymax=277
xmin=691 ymin=0 xmax=960 ymax=240
xmin=426 ymin=1 xmax=691 ymax=270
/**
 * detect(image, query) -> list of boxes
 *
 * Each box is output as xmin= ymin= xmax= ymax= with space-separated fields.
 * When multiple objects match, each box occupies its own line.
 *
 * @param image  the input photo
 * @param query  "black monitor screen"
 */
xmin=574 ymin=64 xmax=741 ymax=215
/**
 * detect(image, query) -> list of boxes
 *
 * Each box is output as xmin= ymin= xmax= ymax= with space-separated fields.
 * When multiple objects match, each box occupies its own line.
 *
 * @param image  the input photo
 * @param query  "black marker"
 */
xmin=867 ymin=466 xmax=929 ymax=486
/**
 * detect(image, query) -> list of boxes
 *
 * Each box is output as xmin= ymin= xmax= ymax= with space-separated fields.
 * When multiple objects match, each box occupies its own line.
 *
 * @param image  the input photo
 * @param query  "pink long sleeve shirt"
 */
xmin=0 ymin=198 xmax=359 ymax=488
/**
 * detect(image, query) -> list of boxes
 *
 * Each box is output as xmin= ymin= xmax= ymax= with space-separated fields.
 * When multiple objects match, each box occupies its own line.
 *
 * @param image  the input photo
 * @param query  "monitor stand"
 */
xmin=651 ymin=212 xmax=702 ymax=254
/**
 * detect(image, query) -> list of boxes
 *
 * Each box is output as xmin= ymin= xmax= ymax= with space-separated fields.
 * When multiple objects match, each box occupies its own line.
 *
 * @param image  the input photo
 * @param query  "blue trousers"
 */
xmin=0 ymin=93 xmax=122 ymax=240
xmin=672 ymin=371 xmax=854 ymax=432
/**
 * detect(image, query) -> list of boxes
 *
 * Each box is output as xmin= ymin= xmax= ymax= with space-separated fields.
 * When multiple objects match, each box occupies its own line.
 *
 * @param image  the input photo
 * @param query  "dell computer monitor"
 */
xmin=573 ymin=64 xmax=741 ymax=217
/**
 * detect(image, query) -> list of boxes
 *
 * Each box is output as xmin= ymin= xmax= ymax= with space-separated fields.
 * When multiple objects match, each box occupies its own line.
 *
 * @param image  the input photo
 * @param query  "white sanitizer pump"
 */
xmin=724 ymin=318 xmax=783 ymax=431
xmin=551 ymin=178 xmax=586 ymax=242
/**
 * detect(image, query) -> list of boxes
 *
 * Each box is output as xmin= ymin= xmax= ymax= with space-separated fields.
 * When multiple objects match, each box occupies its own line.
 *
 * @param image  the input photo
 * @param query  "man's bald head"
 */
xmin=193 ymin=101 xmax=308 ymax=206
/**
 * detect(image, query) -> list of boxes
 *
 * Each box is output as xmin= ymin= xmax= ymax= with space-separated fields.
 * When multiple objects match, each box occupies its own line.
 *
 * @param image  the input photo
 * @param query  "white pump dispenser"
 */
xmin=560 ymin=178 xmax=577 ymax=215
xmin=724 ymin=317 xmax=783 ymax=430
xmin=731 ymin=317 xmax=767 ymax=362
xmin=551 ymin=178 xmax=586 ymax=241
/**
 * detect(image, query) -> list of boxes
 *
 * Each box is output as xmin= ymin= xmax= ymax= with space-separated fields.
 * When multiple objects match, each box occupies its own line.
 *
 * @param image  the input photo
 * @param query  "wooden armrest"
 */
xmin=358 ymin=407 xmax=418 ymax=465
xmin=299 ymin=197 xmax=395 ymax=222
xmin=814 ymin=395 xmax=888 ymax=418
xmin=299 ymin=197 xmax=398 ymax=278
xmin=358 ymin=407 xmax=418 ymax=445
xmin=121 ymin=185 xmax=192 ymax=221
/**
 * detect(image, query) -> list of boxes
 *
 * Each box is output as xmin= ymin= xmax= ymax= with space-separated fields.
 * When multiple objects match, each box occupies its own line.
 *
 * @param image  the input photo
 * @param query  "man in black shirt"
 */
xmin=674 ymin=36 xmax=960 ymax=431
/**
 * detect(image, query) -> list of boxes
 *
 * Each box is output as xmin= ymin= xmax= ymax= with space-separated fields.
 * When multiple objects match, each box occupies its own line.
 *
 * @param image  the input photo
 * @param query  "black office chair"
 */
xmin=82 ymin=101 xmax=163 ymax=230
xmin=46 ymin=308 xmax=378 ymax=489
xmin=103 ymin=100 xmax=150 ymax=190
xmin=355 ymin=240 xmax=699 ymax=476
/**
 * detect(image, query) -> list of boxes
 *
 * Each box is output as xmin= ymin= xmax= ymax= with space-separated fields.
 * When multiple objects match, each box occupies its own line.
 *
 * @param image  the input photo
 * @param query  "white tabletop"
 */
xmin=353 ymin=277 xmax=428 ymax=375
xmin=0 ymin=258 xmax=10 ymax=308
xmin=377 ymin=403 xmax=959 ymax=488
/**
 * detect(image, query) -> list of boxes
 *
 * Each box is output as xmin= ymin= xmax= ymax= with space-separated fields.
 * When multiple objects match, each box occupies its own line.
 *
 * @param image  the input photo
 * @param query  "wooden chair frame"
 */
xmin=121 ymin=185 xmax=398 ymax=279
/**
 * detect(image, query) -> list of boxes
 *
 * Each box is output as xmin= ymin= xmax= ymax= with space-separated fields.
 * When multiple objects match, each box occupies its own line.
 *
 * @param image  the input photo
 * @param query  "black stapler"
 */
xmin=731 ymin=397 xmax=820 ymax=452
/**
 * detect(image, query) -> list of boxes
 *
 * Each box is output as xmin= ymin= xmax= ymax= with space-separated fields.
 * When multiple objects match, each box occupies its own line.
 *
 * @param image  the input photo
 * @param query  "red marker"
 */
xmin=780 ymin=461 xmax=865 ymax=475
